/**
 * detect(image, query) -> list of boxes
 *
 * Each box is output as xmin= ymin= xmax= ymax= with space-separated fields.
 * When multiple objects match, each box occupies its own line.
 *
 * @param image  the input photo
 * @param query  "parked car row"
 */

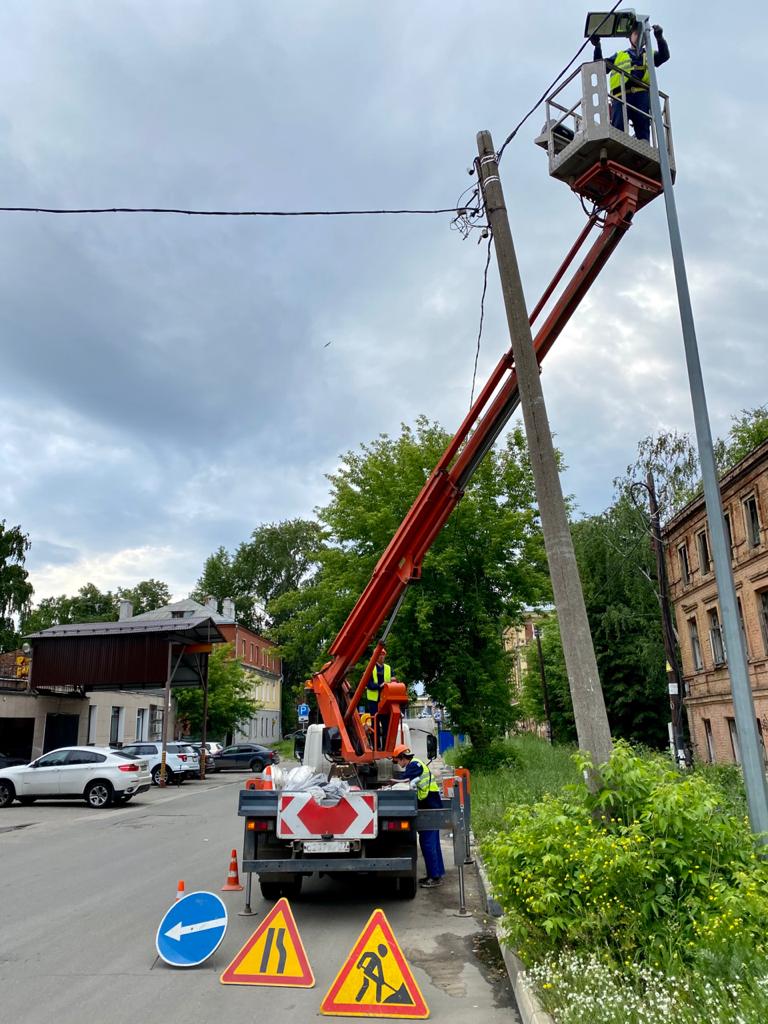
xmin=0 ymin=741 xmax=281 ymax=809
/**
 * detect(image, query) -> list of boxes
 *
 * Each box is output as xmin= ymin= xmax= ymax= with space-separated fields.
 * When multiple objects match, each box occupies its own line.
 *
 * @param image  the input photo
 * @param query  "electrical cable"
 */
xmin=469 ymin=234 xmax=493 ymax=408
xmin=496 ymin=0 xmax=623 ymax=163
xmin=0 ymin=204 xmax=464 ymax=218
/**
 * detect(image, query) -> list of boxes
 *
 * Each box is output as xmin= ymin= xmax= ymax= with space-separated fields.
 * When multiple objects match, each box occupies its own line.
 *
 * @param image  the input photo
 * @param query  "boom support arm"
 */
xmin=309 ymin=162 xmax=662 ymax=763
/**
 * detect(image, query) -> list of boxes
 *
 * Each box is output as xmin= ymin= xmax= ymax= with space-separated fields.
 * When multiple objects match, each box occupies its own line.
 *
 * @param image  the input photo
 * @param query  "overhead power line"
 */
xmin=496 ymin=0 xmax=623 ymax=162
xmin=0 ymin=205 xmax=463 ymax=218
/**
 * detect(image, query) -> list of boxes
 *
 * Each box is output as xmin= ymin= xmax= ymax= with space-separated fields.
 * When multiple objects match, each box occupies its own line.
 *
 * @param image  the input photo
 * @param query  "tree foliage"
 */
xmin=175 ymin=643 xmax=259 ymax=740
xmin=714 ymin=404 xmax=768 ymax=473
xmin=270 ymin=417 xmax=550 ymax=752
xmin=0 ymin=521 xmax=33 ymax=652
xmin=22 ymin=579 xmax=171 ymax=635
xmin=117 ymin=579 xmax=171 ymax=616
xmin=522 ymin=497 xmax=669 ymax=747
xmin=193 ymin=520 xmax=324 ymax=635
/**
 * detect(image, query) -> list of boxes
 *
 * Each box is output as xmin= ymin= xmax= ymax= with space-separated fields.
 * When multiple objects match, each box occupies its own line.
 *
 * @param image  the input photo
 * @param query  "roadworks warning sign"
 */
xmin=320 ymin=907 xmax=428 ymax=1018
xmin=220 ymin=897 xmax=314 ymax=987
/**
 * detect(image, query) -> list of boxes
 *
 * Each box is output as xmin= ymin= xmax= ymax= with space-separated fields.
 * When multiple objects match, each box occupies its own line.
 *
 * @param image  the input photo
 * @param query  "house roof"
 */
xmin=130 ymin=598 xmax=236 ymax=625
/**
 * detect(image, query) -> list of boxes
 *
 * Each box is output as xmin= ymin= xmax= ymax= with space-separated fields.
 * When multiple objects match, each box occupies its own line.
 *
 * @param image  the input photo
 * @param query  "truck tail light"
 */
xmin=382 ymin=820 xmax=411 ymax=831
xmin=247 ymin=819 xmax=271 ymax=832
xmin=118 ymin=763 xmax=140 ymax=772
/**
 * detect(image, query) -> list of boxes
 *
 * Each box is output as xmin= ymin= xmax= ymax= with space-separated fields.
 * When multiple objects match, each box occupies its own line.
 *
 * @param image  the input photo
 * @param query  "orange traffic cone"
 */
xmin=175 ymin=879 xmax=186 ymax=901
xmin=221 ymin=849 xmax=244 ymax=892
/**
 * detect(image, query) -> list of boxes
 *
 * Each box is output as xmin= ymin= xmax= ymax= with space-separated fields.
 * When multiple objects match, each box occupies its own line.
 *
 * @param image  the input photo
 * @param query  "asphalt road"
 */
xmin=0 ymin=772 xmax=519 ymax=1023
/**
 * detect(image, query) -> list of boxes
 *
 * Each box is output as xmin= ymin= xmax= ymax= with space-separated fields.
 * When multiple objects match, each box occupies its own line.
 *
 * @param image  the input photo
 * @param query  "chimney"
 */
xmin=205 ymin=595 xmax=218 ymax=613
xmin=118 ymin=600 xmax=133 ymax=621
xmin=221 ymin=597 xmax=235 ymax=620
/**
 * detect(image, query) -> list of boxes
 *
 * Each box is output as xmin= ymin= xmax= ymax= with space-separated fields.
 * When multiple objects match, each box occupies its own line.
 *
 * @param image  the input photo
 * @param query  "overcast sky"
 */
xmin=0 ymin=1 xmax=764 ymax=604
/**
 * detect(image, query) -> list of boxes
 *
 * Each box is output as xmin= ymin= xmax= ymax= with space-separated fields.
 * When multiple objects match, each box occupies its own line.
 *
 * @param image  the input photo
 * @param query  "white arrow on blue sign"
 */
xmin=155 ymin=891 xmax=228 ymax=967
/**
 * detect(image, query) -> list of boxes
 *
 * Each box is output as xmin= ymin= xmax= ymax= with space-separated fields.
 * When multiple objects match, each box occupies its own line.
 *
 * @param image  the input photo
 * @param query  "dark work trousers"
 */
xmin=418 ymin=790 xmax=445 ymax=879
xmin=365 ymin=699 xmax=387 ymax=749
xmin=610 ymin=89 xmax=651 ymax=141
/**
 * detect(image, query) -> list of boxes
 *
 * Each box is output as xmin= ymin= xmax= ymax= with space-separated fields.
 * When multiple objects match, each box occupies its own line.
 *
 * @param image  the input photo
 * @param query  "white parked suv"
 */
xmin=120 ymin=741 xmax=200 ymax=785
xmin=0 ymin=746 xmax=151 ymax=809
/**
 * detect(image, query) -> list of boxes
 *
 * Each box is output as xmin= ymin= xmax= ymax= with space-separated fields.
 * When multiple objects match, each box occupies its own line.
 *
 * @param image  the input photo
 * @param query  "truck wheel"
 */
xmin=282 ymin=876 xmax=303 ymax=900
xmin=85 ymin=780 xmax=113 ymax=808
xmin=259 ymin=881 xmax=283 ymax=901
xmin=0 ymin=781 xmax=16 ymax=808
xmin=397 ymin=875 xmax=418 ymax=899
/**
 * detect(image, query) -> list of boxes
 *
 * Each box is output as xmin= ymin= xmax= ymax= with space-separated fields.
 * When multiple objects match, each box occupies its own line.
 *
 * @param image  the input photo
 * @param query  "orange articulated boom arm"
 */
xmin=309 ymin=164 xmax=662 ymax=763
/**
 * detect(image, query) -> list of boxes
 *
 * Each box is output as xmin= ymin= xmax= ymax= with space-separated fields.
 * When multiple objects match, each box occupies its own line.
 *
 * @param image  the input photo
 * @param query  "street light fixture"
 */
xmin=584 ymin=10 xmax=637 ymax=37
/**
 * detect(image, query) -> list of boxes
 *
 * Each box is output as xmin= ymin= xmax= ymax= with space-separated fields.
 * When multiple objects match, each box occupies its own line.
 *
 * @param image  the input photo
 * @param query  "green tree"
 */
xmin=22 ymin=582 xmax=119 ymax=635
xmin=191 ymin=547 xmax=238 ymax=614
xmin=174 ymin=643 xmax=260 ymax=740
xmin=0 ymin=521 xmax=33 ymax=652
xmin=271 ymin=417 xmax=550 ymax=755
xmin=235 ymin=520 xmax=325 ymax=605
xmin=117 ymin=579 xmax=171 ymax=615
xmin=714 ymin=404 xmax=768 ymax=473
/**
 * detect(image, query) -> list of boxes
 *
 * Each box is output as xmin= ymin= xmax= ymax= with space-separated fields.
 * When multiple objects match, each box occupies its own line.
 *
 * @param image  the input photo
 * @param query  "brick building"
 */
xmin=503 ymin=608 xmax=552 ymax=739
xmin=662 ymin=438 xmax=768 ymax=765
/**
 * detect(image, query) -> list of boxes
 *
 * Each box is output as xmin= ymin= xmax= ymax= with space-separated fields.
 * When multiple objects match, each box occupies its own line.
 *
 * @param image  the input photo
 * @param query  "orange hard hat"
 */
xmin=392 ymin=744 xmax=412 ymax=758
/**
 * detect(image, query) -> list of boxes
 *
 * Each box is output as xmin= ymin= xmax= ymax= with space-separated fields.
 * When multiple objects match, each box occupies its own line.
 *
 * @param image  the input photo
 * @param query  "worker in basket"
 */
xmin=366 ymin=647 xmax=391 ymax=748
xmin=592 ymin=20 xmax=669 ymax=142
xmin=392 ymin=744 xmax=445 ymax=889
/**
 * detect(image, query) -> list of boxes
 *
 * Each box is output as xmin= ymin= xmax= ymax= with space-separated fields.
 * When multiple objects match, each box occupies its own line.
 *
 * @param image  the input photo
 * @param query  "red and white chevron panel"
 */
xmin=276 ymin=792 xmax=378 ymax=839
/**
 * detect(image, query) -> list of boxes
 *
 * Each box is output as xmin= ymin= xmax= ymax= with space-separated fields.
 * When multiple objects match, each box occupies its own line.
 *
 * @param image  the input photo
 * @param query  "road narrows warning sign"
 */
xmin=220 ymin=897 xmax=314 ymax=987
xmin=320 ymin=908 xmax=429 ymax=1018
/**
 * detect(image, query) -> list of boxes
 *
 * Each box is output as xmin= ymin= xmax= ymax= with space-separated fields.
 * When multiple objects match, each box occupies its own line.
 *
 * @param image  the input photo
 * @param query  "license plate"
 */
xmin=303 ymin=840 xmax=350 ymax=854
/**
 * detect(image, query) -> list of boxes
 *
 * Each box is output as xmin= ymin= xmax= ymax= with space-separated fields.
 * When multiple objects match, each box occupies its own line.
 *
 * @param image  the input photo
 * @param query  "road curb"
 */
xmin=474 ymin=849 xmax=555 ymax=1024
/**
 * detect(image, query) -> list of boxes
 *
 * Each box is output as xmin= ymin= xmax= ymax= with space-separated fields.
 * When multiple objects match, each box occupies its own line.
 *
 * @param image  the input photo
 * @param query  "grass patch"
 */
xmin=448 ymin=734 xmax=578 ymax=835
xmin=273 ymin=739 xmax=295 ymax=761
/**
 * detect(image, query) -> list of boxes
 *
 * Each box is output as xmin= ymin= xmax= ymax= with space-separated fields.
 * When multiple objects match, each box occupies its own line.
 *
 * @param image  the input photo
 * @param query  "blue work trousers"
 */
xmin=418 ymin=792 xmax=445 ymax=879
xmin=610 ymin=89 xmax=651 ymax=142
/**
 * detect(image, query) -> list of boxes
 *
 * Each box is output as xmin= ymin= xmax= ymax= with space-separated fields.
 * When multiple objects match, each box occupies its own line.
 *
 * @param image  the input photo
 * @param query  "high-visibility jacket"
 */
xmin=366 ymin=662 xmax=391 ymax=703
xmin=609 ymin=49 xmax=649 ymax=95
xmin=410 ymin=757 xmax=440 ymax=801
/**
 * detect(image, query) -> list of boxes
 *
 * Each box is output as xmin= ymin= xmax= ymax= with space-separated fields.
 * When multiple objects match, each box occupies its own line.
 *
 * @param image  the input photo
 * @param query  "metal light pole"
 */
xmin=643 ymin=17 xmax=768 ymax=836
xmin=534 ymin=626 xmax=554 ymax=744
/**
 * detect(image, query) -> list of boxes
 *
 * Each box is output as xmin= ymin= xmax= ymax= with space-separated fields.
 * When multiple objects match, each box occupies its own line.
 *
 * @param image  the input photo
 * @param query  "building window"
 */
xmin=250 ymin=642 xmax=255 ymax=664
xmin=757 ymin=719 xmax=768 ymax=767
xmin=737 ymin=597 xmax=749 ymax=657
xmin=744 ymin=495 xmax=761 ymax=548
xmin=696 ymin=530 xmax=711 ymax=576
xmin=723 ymin=511 xmax=733 ymax=551
xmin=136 ymin=708 xmax=146 ymax=741
xmin=678 ymin=543 xmax=690 ymax=585
xmin=110 ymin=706 xmax=124 ymax=745
xmin=708 ymin=608 xmax=726 ymax=665
xmin=87 ymin=705 xmax=98 ymax=745
xmin=759 ymin=591 xmax=768 ymax=656
xmin=688 ymin=617 xmax=703 ymax=672
xmin=727 ymin=717 xmax=741 ymax=765
xmin=241 ymin=639 xmax=246 ymax=658
xmin=703 ymin=718 xmax=715 ymax=762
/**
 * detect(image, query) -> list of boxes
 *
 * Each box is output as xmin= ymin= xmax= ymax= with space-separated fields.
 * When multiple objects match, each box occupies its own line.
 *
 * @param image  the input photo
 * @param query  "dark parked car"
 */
xmin=187 ymin=743 xmax=217 ymax=776
xmin=0 ymin=752 xmax=27 ymax=770
xmin=212 ymin=743 xmax=279 ymax=773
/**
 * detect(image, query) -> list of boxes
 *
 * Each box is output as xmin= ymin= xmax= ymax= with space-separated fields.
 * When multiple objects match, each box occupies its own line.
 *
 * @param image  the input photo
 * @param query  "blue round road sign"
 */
xmin=156 ymin=891 xmax=228 ymax=967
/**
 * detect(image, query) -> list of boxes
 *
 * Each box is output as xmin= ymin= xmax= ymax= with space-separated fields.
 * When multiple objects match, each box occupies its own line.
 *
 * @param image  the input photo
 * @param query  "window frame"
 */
xmin=696 ymin=528 xmax=711 ymax=576
xmin=743 ymin=494 xmax=762 ymax=548
xmin=708 ymin=607 xmax=726 ymax=666
xmin=687 ymin=616 xmax=704 ymax=672
xmin=678 ymin=542 xmax=691 ymax=585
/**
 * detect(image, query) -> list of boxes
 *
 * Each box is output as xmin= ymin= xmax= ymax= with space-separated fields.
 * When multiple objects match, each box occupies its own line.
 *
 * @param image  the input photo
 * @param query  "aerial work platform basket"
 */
xmin=535 ymin=59 xmax=674 ymax=211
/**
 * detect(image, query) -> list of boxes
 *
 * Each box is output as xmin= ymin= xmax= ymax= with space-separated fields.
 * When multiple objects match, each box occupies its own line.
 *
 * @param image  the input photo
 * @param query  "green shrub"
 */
xmin=447 ymin=739 xmax=520 ymax=773
xmin=483 ymin=741 xmax=768 ymax=970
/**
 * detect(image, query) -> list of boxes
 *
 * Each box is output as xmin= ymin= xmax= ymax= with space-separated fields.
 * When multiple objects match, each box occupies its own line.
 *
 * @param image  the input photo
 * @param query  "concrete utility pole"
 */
xmin=644 ymin=18 xmax=768 ymax=838
xmin=476 ymin=131 xmax=612 ymax=766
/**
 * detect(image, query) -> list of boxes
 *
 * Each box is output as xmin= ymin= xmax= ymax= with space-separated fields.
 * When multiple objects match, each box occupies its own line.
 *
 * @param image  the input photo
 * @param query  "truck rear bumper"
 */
xmin=244 ymin=857 xmax=413 ymax=874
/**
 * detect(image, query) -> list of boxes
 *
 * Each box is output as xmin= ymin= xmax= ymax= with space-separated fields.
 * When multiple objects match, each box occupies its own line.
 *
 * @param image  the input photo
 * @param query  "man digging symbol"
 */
xmin=355 ymin=944 xmax=412 ymax=1005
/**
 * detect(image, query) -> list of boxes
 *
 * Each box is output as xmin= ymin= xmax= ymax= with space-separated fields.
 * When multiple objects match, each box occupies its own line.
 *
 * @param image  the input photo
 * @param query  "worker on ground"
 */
xmin=592 ymin=21 xmax=669 ymax=143
xmin=392 ymin=744 xmax=445 ymax=889
xmin=366 ymin=647 xmax=391 ymax=748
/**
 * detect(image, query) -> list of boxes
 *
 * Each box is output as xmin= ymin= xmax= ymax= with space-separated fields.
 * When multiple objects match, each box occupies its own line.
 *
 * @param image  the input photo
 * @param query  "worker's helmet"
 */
xmin=392 ymin=744 xmax=412 ymax=759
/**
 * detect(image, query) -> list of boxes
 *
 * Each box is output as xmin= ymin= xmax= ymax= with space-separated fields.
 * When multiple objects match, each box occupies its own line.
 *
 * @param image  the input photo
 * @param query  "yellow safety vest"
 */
xmin=609 ymin=49 xmax=649 ymax=95
xmin=366 ymin=663 xmax=391 ymax=703
xmin=411 ymin=757 xmax=439 ymax=801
